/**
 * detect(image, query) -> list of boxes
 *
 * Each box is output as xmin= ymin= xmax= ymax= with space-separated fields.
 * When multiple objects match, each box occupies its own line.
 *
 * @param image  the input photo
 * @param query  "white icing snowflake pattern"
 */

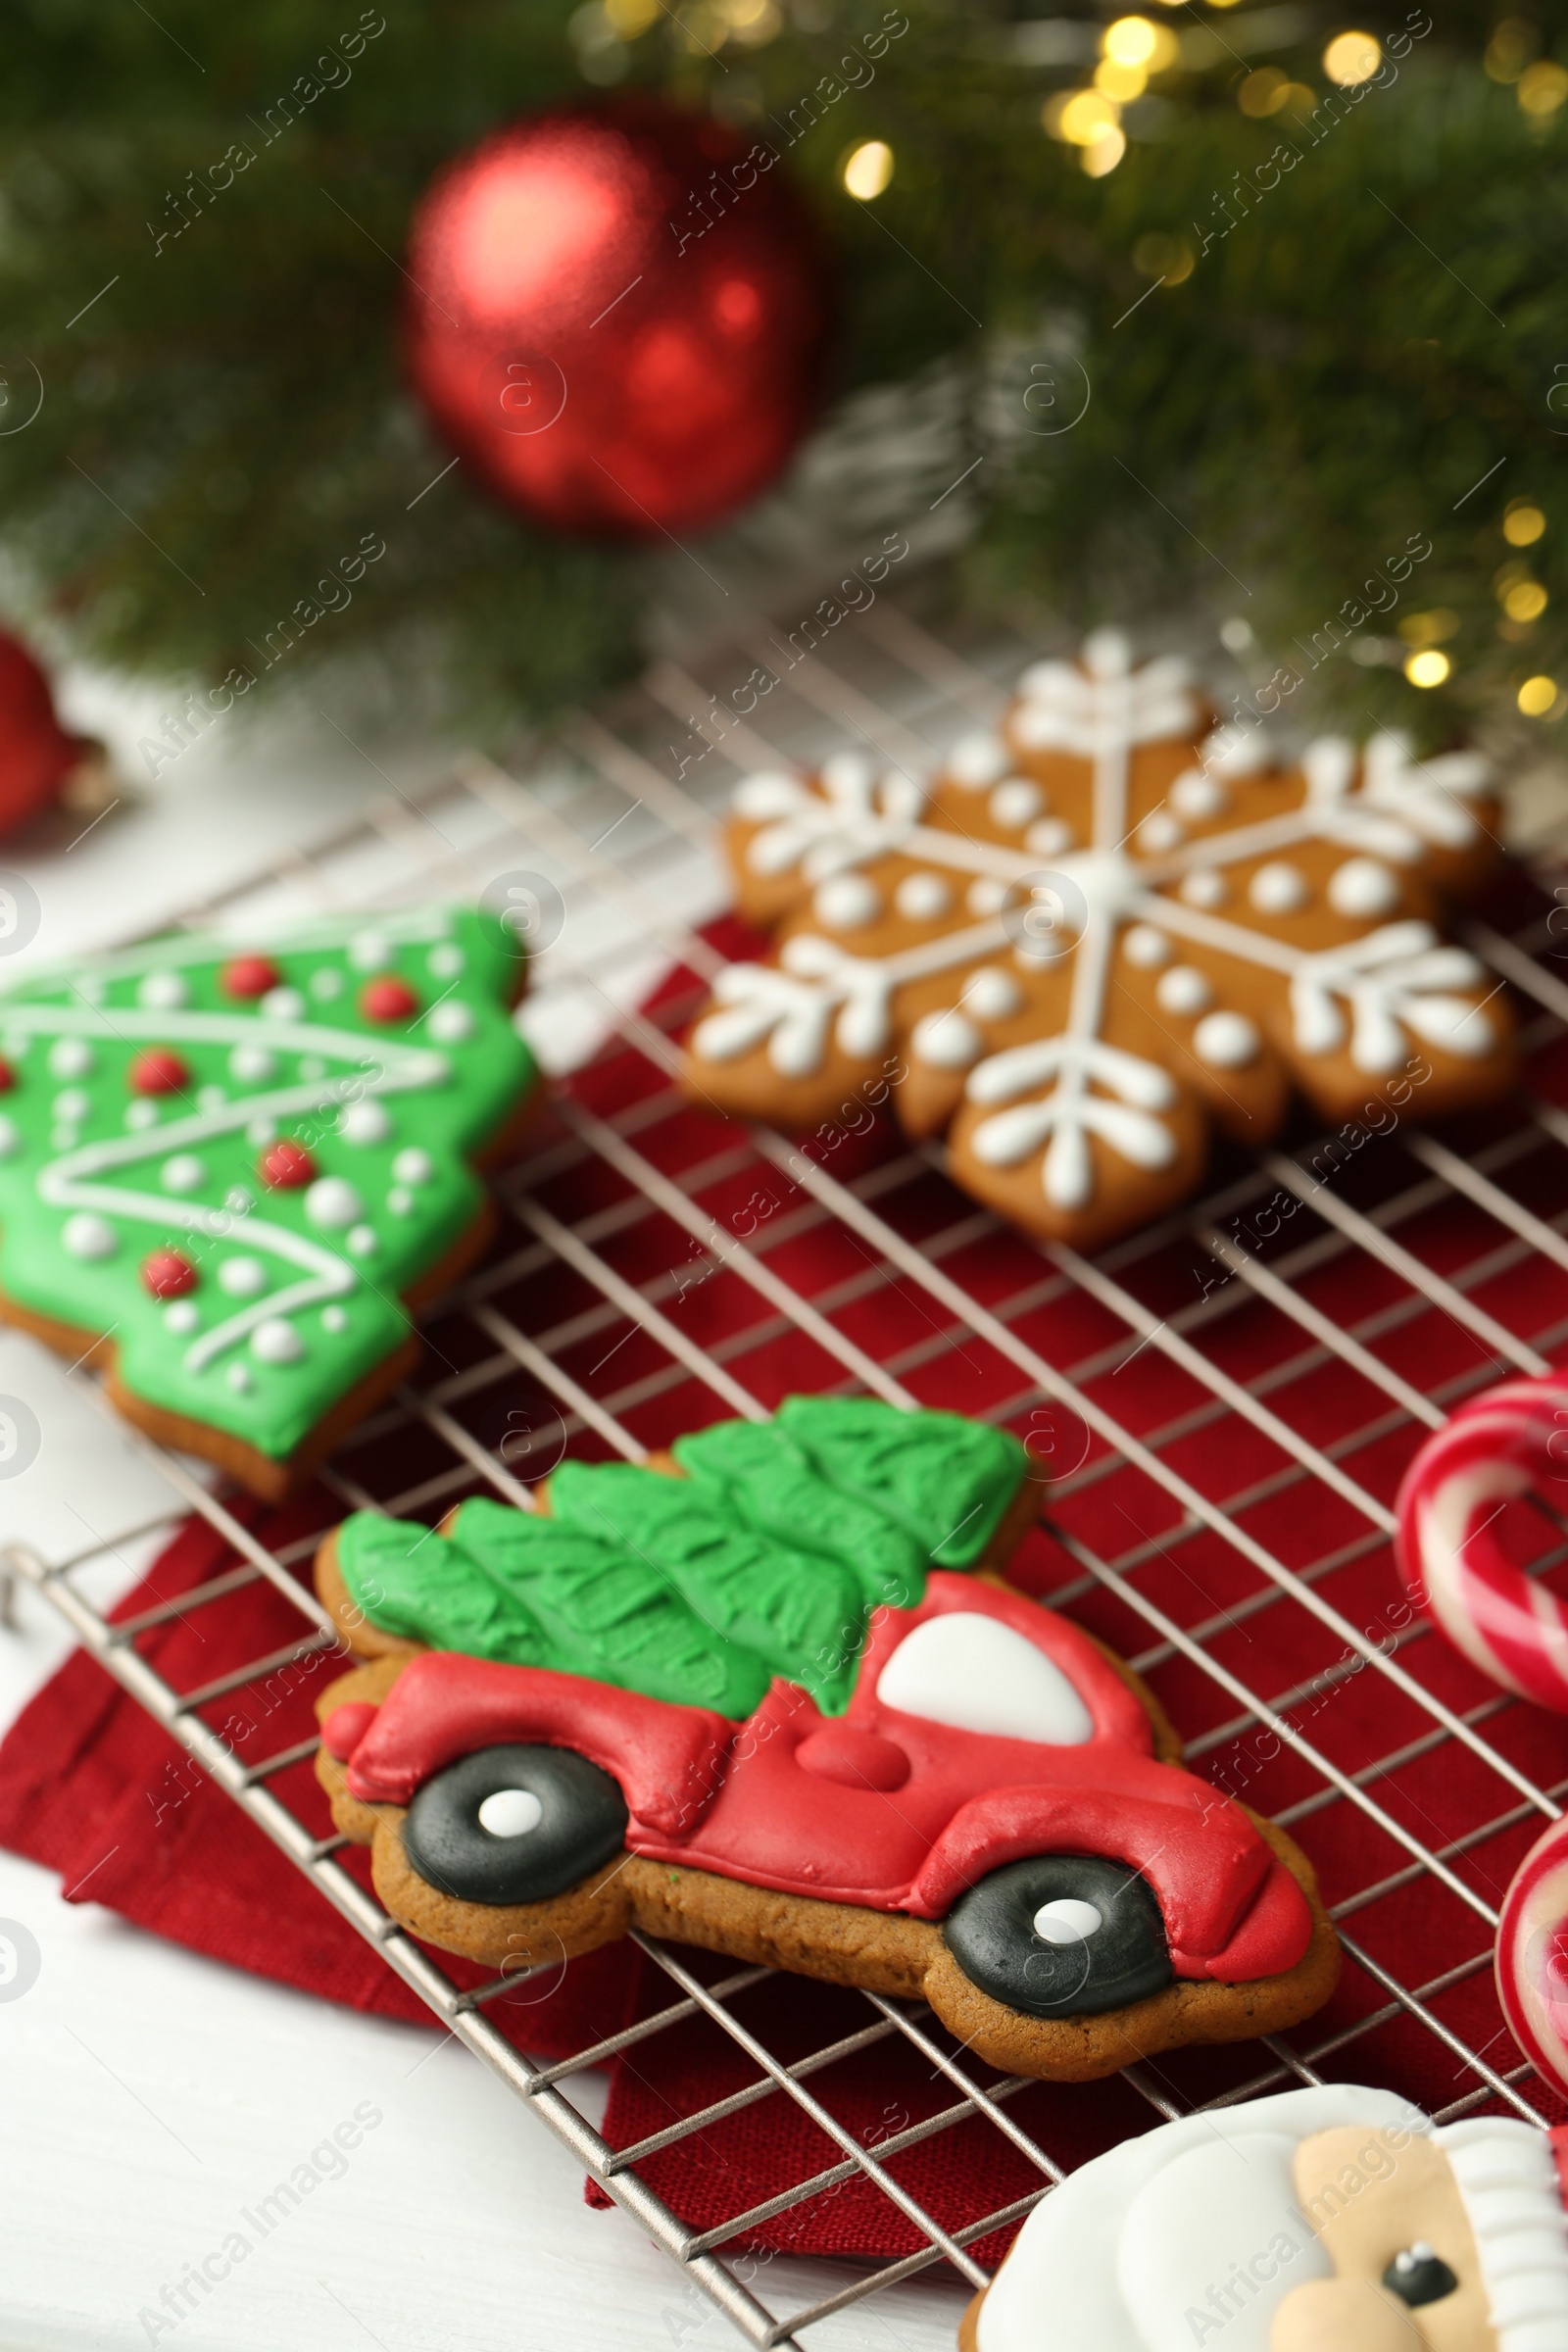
xmin=685 ymin=631 xmax=1512 ymax=1242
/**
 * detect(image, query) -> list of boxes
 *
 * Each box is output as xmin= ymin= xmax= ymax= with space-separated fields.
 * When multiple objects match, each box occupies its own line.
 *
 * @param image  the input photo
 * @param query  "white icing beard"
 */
xmin=976 ymin=2086 xmax=1425 ymax=2352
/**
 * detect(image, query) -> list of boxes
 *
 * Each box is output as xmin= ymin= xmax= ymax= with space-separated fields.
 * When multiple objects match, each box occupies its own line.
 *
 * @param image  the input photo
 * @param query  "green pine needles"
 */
xmin=1 ymin=2 xmax=1562 ymax=743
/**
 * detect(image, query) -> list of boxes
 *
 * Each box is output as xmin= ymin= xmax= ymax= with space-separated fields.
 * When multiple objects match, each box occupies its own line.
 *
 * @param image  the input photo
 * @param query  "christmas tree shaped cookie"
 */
xmin=0 ymin=906 xmax=538 ymax=1495
xmin=681 ymin=632 xmax=1517 ymax=1250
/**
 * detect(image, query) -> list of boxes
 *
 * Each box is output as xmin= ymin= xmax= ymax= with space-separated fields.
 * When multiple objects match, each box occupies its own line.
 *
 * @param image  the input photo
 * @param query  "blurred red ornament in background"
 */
xmin=403 ymin=97 xmax=834 ymax=540
xmin=0 ymin=629 xmax=108 ymax=838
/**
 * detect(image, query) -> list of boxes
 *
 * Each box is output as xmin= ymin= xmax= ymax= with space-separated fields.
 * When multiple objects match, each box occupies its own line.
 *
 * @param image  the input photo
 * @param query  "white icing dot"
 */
xmin=1328 ymin=857 xmax=1400 ymax=917
xmin=1122 ymin=924 xmax=1172 ymax=969
xmin=426 ymin=1002 xmax=474 ymax=1044
xmin=894 ymin=871 xmax=954 ymax=922
xmin=820 ymin=750 xmax=875 ymax=795
xmin=229 ymin=1044 xmax=277 ymax=1084
xmin=946 ymin=731 xmax=1009 ymax=788
xmin=305 ymin=1176 xmax=365 ymax=1229
xmin=812 ymin=874 xmax=882 ymax=930
xmin=392 ymin=1148 xmax=435 ymax=1185
xmin=339 ymin=1100 xmax=391 ymax=1145
xmin=1024 ymin=817 xmax=1075 ymax=858
xmin=349 ymin=930 xmax=394 ymax=971
xmin=219 ymin=1257 xmax=268 ymax=1298
xmin=137 ymin=970 xmax=188 ymax=1009
xmin=477 ymin=1788 xmax=545 ymax=1838
xmin=427 ymin=943 xmax=465 ymax=979
xmin=299 ymin=1055 xmax=326 ymax=1080
xmin=226 ymin=1363 xmax=254 ymax=1394
xmin=62 ymin=1212 xmax=116 ymax=1260
xmin=309 ymin=968 xmax=344 ymax=999
xmin=50 ymin=1125 xmax=78 ymax=1152
xmin=196 ymin=1085 xmax=226 ymax=1111
xmin=49 ymin=1039 xmax=94 ymax=1080
xmin=1033 ymin=1898 xmax=1103 ymax=1945
xmin=1155 ymin=965 xmax=1214 ymax=1016
xmin=251 ymin=1317 xmax=305 ymax=1365
xmin=124 ymin=1101 xmax=160 ymax=1130
xmin=963 ymin=967 xmax=1023 ymax=1021
xmin=321 ymin=1303 xmax=349 ymax=1334
xmin=1194 ymin=1011 xmax=1261 ymax=1068
xmin=990 ymin=779 xmax=1043 ymax=830
xmin=347 ymin=1223 xmax=379 ymax=1257
xmin=1137 ymin=810 xmax=1185 ymax=854
xmin=52 ymin=1088 xmax=90 ymax=1122
xmin=163 ymin=1299 xmax=200 ymax=1335
xmin=910 ymin=1008 xmax=984 ymax=1069
xmin=0 ymin=1115 xmax=19 ymax=1158
xmin=733 ymin=769 xmax=800 ymax=819
xmin=260 ymin=986 xmax=306 ymax=1020
xmin=162 ymin=1153 xmax=206 ymax=1194
xmin=1249 ymin=861 xmax=1310 ymax=914
xmin=386 ymin=1186 xmax=416 ymax=1215
xmin=1180 ymin=868 xmax=1229 ymax=909
xmin=1171 ymin=770 xmax=1229 ymax=821
xmin=967 ymin=877 xmax=1011 ymax=917
xmin=245 ymin=1115 xmax=277 ymax=1146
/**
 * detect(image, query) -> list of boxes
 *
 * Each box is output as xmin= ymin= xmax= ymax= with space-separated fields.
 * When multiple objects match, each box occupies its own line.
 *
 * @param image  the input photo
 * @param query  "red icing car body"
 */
xmin=328 ymin=1571 xmax=1311 ymax=1984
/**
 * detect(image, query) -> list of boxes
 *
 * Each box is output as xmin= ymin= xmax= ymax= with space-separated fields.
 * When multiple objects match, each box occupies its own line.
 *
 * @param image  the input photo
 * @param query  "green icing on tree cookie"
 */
xmin=549 ymin=1458 xmax=864 ymax=1713
xmin=669 ymin=1419 xmax=926 ymax=1611
xmin=0 ymin=906 xmax=536 ymax=1461
xmin=776 ymin=1396 xmax=1028 ymax=1568
xmin=335 ymin=1512 xmax=561 ymax=1666
xmin=448 ymin=1497 xmax=768 ymax=1719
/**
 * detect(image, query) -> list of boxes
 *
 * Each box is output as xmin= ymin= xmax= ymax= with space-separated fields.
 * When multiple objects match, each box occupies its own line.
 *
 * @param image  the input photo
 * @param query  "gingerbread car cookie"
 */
xmin=961 ymin=2082 xmax=1568 ymax=2351
xmin=0 ymin=906 xmax=538 ymax=1496
xmin=680 ymin=632 xmax=1515 ymax=1250
xmin=313 ymin=1397 xmax=1339 ymax=2082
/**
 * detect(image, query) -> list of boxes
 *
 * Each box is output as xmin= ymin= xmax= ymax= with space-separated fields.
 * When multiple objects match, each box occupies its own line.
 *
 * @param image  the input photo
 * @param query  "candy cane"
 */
xmin=1395 ymin=1372 xmax=1568 ymax=1712
xmin=1497 ymin=1814 xmax=1568 ymax=2100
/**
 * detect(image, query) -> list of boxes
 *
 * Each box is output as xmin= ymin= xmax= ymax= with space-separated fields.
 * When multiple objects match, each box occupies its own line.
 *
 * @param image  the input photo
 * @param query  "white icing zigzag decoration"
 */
xmin=683 ymin=632 xmax=1513 ymax=1244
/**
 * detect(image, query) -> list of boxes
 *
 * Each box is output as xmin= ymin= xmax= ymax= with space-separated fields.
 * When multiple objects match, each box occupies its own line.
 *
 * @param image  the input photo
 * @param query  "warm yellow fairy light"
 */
xmin=1519 ymin=674 xmax=1559 ymax=716
xmin=1503 ymin=579 xmax=1548 ymax=622
xmin=1504 ymin=502 xmax=1546 ymax=546
xmin=1103 ymin=15 xmax=1157 ymax=64
xmin=842 ymin=140 xmax=894 ymax=200
xmin=1323 ymin=30 xmax=1381 ymax=85
xmin=1056 ymin=89 xmax=1121 ymax=145
xmin=1404 ymin=649 xmax=1450 ymax=688
xmin=1519 ymin=60 xmax=1568 ymax=115
xmin=1082 ymin=125 xmax=1127 ymax=175
xmin=1096 ymin=57 xmax=1147 ymax=100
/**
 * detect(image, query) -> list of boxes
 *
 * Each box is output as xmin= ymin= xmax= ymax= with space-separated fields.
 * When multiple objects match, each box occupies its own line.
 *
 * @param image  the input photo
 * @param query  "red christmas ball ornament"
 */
xmin=221 ymin=955 xmax=281 ymax=1001
xmin=260 ymin=1140 xmax=317 ymax=1189
xmin=0 ymin=1057 xmax=15 ymax=1092
xmin=128 ymin=1049 xmax=191 ymax=1097
xmin=360 ymin=975 xmax=419 ymax=1024
xmin=141 ymin=1248 xmax=198 ymax=1299
xmin=403 ymin=97 xmax=833 ymax=539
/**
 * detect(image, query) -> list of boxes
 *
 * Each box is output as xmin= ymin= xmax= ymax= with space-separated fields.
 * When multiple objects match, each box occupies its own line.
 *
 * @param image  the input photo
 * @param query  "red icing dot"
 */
xmin=260 ymin=1139 xmax=317 ymax=1189
xmin=141 ymin=1248 xmax=197 ymax=1298
xmin=221 ymin=954 xmax=280 ymax=1000
xmin=0 ymin=1057 xmax=14 ymax=1092
xmin=321 ymin=1701 xmax=378 ymax=1761
xmin=360 ymin=974 xmax=419 ymax=1024
xmin=128 ymin=1049 xmax=191 ymax=1097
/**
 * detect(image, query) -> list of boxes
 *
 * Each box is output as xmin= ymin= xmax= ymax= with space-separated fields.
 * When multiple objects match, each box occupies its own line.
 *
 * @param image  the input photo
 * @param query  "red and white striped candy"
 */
xmin=1395 ymin=1371 xmax=1568 ymax=1711
xmin=1497 ymin=1814 xmax=1568 ymax=2098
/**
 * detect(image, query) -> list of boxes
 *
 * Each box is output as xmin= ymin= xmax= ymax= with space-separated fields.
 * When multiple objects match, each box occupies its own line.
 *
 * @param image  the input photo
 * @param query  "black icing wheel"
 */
xmin=942 ymin=1852 xmax=1173 ymax=2017
xmin=402 ymin=1742 xmax=627 ymax=1906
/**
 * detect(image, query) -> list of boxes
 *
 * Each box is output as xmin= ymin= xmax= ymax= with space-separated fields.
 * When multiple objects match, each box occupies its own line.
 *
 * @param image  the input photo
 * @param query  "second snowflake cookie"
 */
xmin=681 ymin=633 xmax=1515 ymax=1249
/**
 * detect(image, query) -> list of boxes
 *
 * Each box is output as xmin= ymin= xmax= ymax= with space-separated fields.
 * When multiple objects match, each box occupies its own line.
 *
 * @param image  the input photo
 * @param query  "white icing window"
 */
xmin=874 ymin=1612 xmax=1095 ymax=1744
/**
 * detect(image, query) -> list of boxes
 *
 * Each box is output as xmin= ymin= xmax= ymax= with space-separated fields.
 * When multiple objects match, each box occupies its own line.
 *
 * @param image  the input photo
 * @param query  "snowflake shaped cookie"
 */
xmin=681 ymin=632 xmax=1516 ymax=1249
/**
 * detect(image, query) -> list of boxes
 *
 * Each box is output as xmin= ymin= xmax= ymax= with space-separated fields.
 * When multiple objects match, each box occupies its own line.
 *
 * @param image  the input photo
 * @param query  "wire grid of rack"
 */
xmin=8 ymin=599 xmax=1568 ymax=2349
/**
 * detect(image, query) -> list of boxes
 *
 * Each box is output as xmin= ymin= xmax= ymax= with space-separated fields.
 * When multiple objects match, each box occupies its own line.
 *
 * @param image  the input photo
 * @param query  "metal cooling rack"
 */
xmin=7 ymin=599 xmax=1568 ymax=2349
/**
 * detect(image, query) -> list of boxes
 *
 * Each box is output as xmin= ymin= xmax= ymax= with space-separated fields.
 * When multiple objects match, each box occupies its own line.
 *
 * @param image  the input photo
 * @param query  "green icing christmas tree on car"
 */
xmin=330 ymin=1397 xmax=1032 ymax=1717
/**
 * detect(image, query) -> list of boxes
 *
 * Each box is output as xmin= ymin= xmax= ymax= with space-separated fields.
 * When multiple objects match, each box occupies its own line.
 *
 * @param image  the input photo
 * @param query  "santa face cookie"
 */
xmin=680 ymin=632 xmax=1515 ymax=1250
xmin=0 ymin=906 xmax=538 ymax=1496
xmin=964 ymin=2083 xmax=1568 ymax=2351
xmin=313 ymin=1397 xmax=1340 ymax=2082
